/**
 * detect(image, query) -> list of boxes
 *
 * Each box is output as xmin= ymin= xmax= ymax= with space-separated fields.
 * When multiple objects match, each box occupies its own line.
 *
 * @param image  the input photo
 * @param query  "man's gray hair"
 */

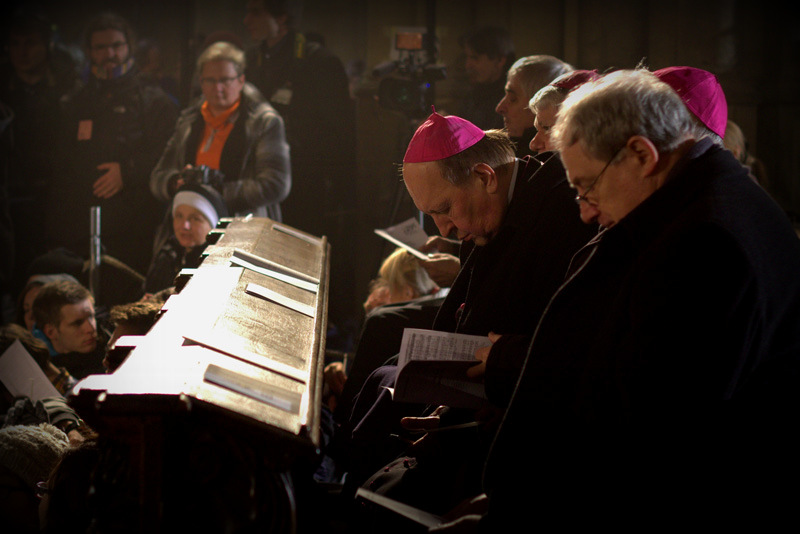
xmin=552 ymin=69 xmax=695 ymax=161
xmin=529 ymin=84 xmax=568 ymax=115
xmin=437 ymin=130 xmax=516 ymax=186
xmin=196 ymin=41 xmax=246 ymax=76
xmin=507 ymin=55 xmax=573 ymax=102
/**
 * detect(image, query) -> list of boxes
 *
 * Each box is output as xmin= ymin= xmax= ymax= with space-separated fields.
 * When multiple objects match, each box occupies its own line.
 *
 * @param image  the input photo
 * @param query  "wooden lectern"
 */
xmin=71 ymin=217 xmax=330 ymax=533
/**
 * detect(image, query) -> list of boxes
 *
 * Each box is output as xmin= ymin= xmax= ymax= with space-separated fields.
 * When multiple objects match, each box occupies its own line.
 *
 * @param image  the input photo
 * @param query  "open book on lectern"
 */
xmin=391 ymin=328 xmax=491 ymax=410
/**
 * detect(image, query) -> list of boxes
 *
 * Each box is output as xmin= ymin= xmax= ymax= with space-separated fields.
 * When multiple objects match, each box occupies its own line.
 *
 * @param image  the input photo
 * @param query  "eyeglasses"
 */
xmin=574 ymin=147 xmax=624 ymax=205
xmin=200 ymin=76 xmax=240 ymax=88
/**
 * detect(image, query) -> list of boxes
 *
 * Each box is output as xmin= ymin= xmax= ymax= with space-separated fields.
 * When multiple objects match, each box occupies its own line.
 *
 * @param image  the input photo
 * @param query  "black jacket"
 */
xmin=245 ymin=31 xmax=355 ymax=237
xmin=47 ymin=68 xmax=178 ymax=274
xmin=339 ymin=154 xmax=596 ymax=508
xmin=143 ymin=235 xmax=204 ymax=294
xmin=483 ymin=139 xmax=800 ymax=530
xmin=436 ymin=153 xmax=597 ymax=407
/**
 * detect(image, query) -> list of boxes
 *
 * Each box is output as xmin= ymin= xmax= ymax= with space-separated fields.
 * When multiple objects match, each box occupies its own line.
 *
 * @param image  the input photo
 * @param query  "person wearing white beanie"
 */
xmin=171 ymin=182 xmax=227 ymax=249
xmin=143 ymin=183 xmax=227 ymax=294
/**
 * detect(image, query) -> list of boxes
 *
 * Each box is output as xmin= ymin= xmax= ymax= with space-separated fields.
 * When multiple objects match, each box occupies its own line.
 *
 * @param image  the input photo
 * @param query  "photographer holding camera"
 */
xmin=150 ymin=40 xmax=291 ymax=224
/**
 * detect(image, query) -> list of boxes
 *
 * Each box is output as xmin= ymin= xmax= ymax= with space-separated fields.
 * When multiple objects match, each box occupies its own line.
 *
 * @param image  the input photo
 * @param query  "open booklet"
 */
xmin=374 ymin=217 xmax=430 ymax=261
xmin=392 ymin=328 xmax=491 ymax=410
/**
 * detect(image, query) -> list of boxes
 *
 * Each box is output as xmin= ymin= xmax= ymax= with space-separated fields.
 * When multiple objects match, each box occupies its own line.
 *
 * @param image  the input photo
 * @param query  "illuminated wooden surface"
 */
xmin=74 ymin=216 xmax=330 ymax=455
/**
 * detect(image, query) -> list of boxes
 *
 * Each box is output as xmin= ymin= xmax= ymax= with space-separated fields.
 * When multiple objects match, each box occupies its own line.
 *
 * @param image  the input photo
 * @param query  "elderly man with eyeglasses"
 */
xmin=150 ymin=40 xmax=290 ymax=225
xmin=465 ymin=68 xmax=800 ymax=533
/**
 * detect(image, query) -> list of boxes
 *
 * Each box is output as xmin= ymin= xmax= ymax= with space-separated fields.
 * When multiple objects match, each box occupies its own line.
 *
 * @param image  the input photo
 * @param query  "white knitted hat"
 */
xmin=173 ymin=183 xmax=227 ymax=228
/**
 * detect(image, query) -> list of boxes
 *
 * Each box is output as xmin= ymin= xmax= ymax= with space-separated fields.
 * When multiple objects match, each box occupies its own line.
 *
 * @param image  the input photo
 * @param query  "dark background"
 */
xmin=4 ymin=0 xmax=799 ymax=329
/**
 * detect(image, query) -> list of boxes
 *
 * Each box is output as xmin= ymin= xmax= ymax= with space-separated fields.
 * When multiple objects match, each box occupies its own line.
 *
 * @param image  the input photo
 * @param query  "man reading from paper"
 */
xmin=337 ymin=110 xmax=595 ymax=517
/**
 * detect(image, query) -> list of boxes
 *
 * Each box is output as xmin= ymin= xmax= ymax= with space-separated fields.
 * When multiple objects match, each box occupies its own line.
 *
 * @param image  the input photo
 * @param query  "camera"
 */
xmin=373 ymin=31 xmax=447 ymax=118
xmin=180 ymin=165 xmax=225 ymax=191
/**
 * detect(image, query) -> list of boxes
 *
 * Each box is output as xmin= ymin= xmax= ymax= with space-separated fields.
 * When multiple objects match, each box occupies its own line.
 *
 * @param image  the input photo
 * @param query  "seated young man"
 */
xmin=31 ymin=279 xmax=106 ymax=379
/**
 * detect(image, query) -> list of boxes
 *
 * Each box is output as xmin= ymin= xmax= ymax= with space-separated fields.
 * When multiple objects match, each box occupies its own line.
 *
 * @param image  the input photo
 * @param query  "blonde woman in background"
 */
xmin=324 ymin=248 xmax=443 ymax=413
xmin=363 ymin=247 xmax=440 ymax=314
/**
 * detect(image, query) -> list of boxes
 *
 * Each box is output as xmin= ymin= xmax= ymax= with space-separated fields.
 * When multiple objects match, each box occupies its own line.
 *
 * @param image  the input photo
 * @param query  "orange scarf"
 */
xmin=196 ymin=99 xmax=240 ymax=169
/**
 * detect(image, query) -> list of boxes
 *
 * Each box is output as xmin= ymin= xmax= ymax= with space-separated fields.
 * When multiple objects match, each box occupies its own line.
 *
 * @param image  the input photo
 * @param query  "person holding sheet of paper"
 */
xmin=334 ymin=108 xmax=595 ymax=522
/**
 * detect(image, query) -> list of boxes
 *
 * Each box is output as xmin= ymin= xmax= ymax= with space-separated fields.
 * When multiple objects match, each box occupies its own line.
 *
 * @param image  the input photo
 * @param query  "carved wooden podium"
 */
xmin=72 ymin=217 xmax=330 ymax=533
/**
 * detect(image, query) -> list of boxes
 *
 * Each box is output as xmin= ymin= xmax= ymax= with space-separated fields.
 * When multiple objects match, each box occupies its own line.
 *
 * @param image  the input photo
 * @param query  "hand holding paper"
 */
xmin=394 ymin=329 xmax=491 ymax=409
xmin=420 ymin=235 xmax=461 ymax=256
xmin=419 ymin=253 xmax=460 ymax=287
xmin=467 ymin=332 xmax=502 ymax=378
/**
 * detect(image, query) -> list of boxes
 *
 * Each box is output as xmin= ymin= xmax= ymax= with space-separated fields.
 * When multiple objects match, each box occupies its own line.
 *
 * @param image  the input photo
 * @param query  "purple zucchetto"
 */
xmin=653 ymin=66 xmax=728 ymax=138
xmin=551 ymin=69 xmax=602 ymax=92
xmin=403 ymin=108 xmax=485 ymax=163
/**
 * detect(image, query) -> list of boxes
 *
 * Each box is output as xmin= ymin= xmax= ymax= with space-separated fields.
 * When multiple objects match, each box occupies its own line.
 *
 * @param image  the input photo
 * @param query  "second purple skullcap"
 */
xmin=551 ymin=69 xmax=601 ymax=92
xmin=403 ymin=109 xmax=485 ymax=163
xmin=653 ymin=66 xmax=728 ymax=138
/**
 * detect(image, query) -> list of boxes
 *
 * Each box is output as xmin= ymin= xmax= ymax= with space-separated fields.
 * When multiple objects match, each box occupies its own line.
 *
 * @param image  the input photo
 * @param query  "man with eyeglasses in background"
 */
xmin=459 ymin=68 xmax=800 ymax=533
xmin=47 ymin=12 xmax=178 ymax=278
xmin=150 ymin=39 xmax=290 ymax=226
